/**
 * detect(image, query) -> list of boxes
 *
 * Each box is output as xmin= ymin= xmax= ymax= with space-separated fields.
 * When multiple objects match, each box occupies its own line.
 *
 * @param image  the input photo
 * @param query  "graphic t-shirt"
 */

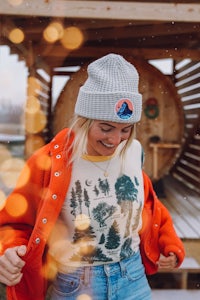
xmin=52 ymin=139 xmax=144 ymax=267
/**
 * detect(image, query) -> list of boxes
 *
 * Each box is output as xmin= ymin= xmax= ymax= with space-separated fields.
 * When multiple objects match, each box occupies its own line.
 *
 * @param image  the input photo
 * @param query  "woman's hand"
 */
xmin=0 ymin=245 xmax=27 ymax=286
xmin=156 ymin=252 xmax=178 ymax=270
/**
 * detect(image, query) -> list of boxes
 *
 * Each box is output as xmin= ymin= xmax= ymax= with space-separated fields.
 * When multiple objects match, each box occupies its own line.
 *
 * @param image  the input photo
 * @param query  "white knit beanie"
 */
xmin=75 ymin=53 xmax=142 ymax=123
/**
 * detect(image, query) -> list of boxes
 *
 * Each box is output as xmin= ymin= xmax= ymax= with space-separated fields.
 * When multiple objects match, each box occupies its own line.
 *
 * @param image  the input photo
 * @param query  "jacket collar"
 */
xmin=49 ymin=128 xmax=74 ymax=156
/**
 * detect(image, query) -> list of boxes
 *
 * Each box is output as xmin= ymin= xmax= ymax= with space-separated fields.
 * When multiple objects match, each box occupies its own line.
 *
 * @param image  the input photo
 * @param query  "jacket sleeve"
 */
xmin=0 ymin=144 xmax=51 ymax=255
xmin=156 ymin=198 xmax=185 ymax=267
xmin=140 ymin=171 xmax=185 ymax=272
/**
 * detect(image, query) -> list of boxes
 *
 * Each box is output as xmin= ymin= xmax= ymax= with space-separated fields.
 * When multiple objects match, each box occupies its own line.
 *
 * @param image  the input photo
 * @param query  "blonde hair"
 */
xmin=66 ymin=115 xmax=137 ymax=165
xmin=66 ymin=116 xmax=92 ymax=163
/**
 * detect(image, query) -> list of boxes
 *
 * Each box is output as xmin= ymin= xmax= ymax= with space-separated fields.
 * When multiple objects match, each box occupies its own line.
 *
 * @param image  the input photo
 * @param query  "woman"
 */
xmin=0 ymin=54 xmax=185 ymax=300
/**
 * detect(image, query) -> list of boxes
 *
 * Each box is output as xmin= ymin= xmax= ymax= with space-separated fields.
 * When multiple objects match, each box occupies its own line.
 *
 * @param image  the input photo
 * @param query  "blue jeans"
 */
xmin=50 ymin=250 xmax=152 ymax=300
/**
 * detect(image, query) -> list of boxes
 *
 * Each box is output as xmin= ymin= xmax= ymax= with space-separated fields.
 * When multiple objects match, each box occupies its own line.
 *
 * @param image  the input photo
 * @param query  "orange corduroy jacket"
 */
xmin=0 ymin=128 xmax=185 ymax=300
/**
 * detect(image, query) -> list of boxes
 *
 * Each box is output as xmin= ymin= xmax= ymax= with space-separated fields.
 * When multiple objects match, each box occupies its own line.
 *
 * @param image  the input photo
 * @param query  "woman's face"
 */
xmin=87 ymin=120 xmax=133 ymax=156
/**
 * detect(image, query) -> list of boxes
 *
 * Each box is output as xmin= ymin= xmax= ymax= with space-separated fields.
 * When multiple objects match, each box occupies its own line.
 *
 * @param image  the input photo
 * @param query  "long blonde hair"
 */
xmin=66 ymin=115 xmax=137 ymax=164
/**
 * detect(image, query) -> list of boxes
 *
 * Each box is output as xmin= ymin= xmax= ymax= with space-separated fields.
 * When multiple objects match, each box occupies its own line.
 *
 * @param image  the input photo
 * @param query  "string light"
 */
xmin=9 ymin=28 xmax=24 ymax=44
xmin=60 ymin=26 xmax=84 ymax=50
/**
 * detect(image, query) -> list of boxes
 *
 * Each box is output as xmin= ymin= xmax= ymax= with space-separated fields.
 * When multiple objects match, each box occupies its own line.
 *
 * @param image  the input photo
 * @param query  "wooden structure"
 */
xmin=150 ymin=257 xmax=200 ymax=289
xmin=0 ymin=0 xmax=200 ymax=193
xmin=162 ymin=175 xmax=200 ymax=239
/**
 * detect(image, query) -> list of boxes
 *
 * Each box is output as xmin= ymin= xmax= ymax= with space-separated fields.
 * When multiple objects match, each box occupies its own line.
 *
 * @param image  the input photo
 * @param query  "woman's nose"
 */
xmin=108 ymin=132 xmax=122 ymax=145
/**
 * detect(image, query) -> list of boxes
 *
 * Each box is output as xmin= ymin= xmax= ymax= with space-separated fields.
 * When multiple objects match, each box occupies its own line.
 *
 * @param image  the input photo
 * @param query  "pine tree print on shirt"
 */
xmin=92 ymin=202 xmax=117 ymax=228
xmin=70 ymin=187 xmax=78 ymax=218
xmin=66 ymin=171 xmax=142 ymax=264
xmin=105 ymin=220 xmax=120 ymax=249
xmin=57 ymin=140 xmax=144 ymax=266
xmin=98 ymin=178 xmax=110 ymax=195
xmin=75 ymin=180 xmax=83 ymax=214
xmin=115 ymin=174 xmax=139 ymax=238
xmin=99 ymin=233 xmax=106 ymax=244
xmin=93 ymin=185 xmax=99 ymax=196
xmin=84 ymin=188 xmax=90 ymax=217
xmin=120 ymin=238 xmax=134 ymax=259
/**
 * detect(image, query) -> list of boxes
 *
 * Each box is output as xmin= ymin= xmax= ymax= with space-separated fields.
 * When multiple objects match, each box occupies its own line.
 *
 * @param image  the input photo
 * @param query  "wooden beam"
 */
xmin=86 ymin=23 xmax=200 ymax=41
xmin=21 ymin=21 xmax=199 ymax=41
xmin=1 ymin=1 xmax=200 ymax=22
xmin=37 ymin=45 xmax=200 ymax=61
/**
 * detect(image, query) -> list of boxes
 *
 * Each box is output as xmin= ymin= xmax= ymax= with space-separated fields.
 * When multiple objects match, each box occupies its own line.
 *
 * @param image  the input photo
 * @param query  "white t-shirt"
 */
xmin=52 ymin=139 xmax=144 ymax=267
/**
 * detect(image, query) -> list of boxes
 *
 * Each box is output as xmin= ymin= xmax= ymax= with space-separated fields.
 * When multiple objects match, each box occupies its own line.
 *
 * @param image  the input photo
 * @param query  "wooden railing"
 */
xmin=171 ymin=60 xmax=200 ymax=195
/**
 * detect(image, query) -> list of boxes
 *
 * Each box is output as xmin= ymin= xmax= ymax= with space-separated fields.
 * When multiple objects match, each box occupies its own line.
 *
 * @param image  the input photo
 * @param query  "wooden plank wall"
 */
xmin=171 ymin=60 xmax=200 ymax=194
xmin=162 ymin=175 xmax=200 ymax=239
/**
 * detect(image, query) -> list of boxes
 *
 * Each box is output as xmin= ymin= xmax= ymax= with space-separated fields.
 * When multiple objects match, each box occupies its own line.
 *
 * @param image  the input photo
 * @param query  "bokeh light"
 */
xmin=49 ymin=239 xmax=76 ymax=265
xmin=42 ymin=252 xmax=58 ymax=281
xmin=14 ymin=163 xmax=30 ymax=189
xmin=60 ymin=26 xmax=84 ymax=50
xmin=36 ymin=154 xmax=51 ymax=171
xmin=0 ymin=190 xmax=6 ymax=211
xmin=25 ymin=96 xmax=41 ymax=114
xmin=7 ymin=0 xmax=23 ymax=6
xmin=77 ymin=294 xmax=92 ymax=300
xmin=0 ymin=144 xmax=11 ymax=165
xmin=0 ymin=227 xmax=15 ymax=253
xmin=9 ymin=28 xmax=24 ymax=44
xmin=43 ymin=21 xmax=64 ymax=43
xmin=25 ymin=135 xmax=46 ymax=157
xmin=75 ymin=214 xmax=90 ymax=231
xmin=25 ymin=110 xmax=47 ymax=134
xmin=0 ymin=157 xmax=25 ymax=189
xmin=27 ymin=76 xmax=41 ymax=96
xmin=5 ymin=193 xmax=28 ymax=217
xmin=79 ymin=242 xmax=94 ymax=257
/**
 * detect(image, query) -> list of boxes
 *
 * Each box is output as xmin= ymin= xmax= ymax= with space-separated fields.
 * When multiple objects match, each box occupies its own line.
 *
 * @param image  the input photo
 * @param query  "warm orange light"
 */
xmin=25 ymin=135 xmax=46 ymax=156
xmin=60 ymin=26 xmax=84 ymax=50
xmin=43 ymin=22 xmax=64 ymax=43
xmin=49 ymin=240 xmax=76 ymax=264
xmin=25 ymin=96 xmax=41 ymax=114
xmin=5 ymin=193 xmax=28 ymax=217
xmin=75 ymin=214 xmax=90 ymax=231
xmin=0 ymin=144 xmax=11 ymax=165
xmin=9 ymin=28 xmax=24 ymax=44
xmin=27 ymin=76 xmax=41 ymax=96
xmin=0 ymin=158 xmax=25 ymax=189
xmin=79 ymin=243 xmax=94 ymax=257
xmin=0 ymin=190 xmax=6 ymax=211
xmin=42 ymin=254 xmax=58 ymax=281
xmin=36 ymin=154 xmax=51 ymax=171
xmin=25 ymin=110 xmax=47 ymax=134
xmin=77 ymin=294 xmax=92 ymax=300
xmin=15 ymin=163 xmax=30 ymax=189
xmin=0 ymin=226 xmax=15 ymax=253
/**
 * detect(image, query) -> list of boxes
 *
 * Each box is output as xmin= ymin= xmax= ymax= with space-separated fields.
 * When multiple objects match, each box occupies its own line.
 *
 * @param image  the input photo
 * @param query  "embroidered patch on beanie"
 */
xmin=75 ymin=53 xmax=142 ymax=123
xmin=115 ymin=98 xmax=134 ymax=120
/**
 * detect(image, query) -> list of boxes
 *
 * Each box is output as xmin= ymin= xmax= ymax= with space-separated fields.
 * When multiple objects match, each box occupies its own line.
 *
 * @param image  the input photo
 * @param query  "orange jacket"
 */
xmin=0 ymin=128 xmax=185 ymax=300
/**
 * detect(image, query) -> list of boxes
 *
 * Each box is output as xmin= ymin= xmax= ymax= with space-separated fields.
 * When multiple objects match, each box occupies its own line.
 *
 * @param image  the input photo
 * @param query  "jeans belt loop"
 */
xmin=83 ymin=267 xmax=90 ymax=286
xmin=119 ymin=259 xmax=126 ymax=277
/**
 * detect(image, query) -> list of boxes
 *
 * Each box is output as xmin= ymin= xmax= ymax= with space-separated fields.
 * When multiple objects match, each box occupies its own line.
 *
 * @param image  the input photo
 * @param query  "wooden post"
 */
xmin=150 ymin=143 xmax=181 ymax=180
